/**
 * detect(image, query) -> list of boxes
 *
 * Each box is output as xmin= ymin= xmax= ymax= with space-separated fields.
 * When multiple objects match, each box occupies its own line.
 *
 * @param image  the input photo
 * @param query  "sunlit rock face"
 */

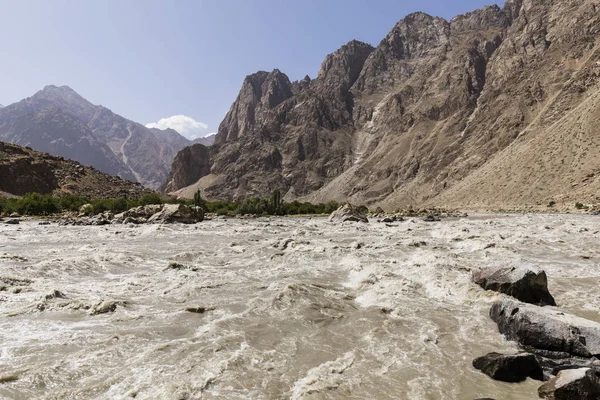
xmin=168 ymin=0 xmax=600 ymax=212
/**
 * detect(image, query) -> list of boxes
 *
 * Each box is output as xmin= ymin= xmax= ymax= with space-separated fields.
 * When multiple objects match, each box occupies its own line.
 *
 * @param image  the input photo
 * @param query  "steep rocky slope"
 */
xmin=161 ymin=144 xmax=212 ymax=194
xmin=169 ymin=0 xmax=600 ymax=210
xmin=0 ymin=141 xmax=154 ymax=199
xmin=0 ymin=86 xmax=192 ymax=189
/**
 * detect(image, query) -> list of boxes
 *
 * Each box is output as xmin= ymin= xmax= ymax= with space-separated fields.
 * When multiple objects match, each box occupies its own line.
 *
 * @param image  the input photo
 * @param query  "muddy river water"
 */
xmin=1 ymin=214 xmax=599 ymax=399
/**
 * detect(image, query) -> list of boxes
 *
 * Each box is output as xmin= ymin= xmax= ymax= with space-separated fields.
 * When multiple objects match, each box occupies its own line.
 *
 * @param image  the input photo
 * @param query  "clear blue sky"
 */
xmin=0 ymin=0 xmax=501 ymax=138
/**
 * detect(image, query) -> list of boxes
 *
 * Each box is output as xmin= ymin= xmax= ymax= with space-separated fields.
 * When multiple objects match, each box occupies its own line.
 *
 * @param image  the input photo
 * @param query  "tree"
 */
xmin=269 ymin=190 xmax=282 ymax=215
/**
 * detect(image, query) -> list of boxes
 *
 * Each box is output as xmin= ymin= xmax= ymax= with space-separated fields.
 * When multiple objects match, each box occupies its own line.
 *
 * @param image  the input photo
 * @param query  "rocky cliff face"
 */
xmin=161 ymin=144 xmax=212 ymax=194
xmin=0 ymin=86 xmax=192 ymax=189
xmin=0 ymin=141 xmax=154 ymax=199
xmin=168 ymin=0 xmax=600 ymax=210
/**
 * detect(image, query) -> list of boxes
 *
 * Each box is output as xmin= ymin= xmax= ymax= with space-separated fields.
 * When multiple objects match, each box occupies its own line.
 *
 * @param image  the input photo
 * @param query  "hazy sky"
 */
xmin=0 ymin=0 xmax=501 ymax=139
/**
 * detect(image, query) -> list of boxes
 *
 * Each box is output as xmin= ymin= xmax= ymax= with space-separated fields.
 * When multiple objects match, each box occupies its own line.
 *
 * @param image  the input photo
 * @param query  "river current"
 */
xmin=1 ymin=214 xmax=599 ymax=399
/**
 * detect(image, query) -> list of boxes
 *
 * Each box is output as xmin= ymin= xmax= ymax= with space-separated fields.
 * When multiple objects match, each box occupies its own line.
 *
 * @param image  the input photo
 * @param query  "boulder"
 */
xmin=473 ymin=266 xmax=556 ymax=306
xmin=490 ymin=300 xmax=600 ymax=358
xmin=147 ymin=204 xmax=200 ymax=224
xmin=473 ymin=352 xmax=544 ymax=382
xmin=79 ymin=203 xmax=93 ymax=215
xmin=538 ymin=357 xmax=600 ymax=377
xmin=90 ymin=300 xmax=122 ymax=315
xmin=329 ymin=204 xmax=368 ymax=223
xmin=5 ymin=219 xmax=20 ymax=225
xmin=538 ymin=368 xmax=600 ymax=399
xmin=114 ymin=204 xmax=164 ymax=223
xmin=185 ymin=306 xmax=214 ymax=314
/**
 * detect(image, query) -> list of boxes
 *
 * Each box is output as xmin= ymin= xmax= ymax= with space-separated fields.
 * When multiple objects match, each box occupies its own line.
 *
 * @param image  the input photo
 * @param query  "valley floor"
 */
xmin=1 ymin=214 xmax=599 ymax=399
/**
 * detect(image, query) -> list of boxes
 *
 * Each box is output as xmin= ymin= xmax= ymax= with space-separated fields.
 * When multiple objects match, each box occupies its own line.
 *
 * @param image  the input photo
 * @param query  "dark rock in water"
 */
xmin=472 ymin=266 xmax=556 ymax=306
xmin=329 ymin=204 xmax=368 ymax=223
xmin=423 ymin=215 xmax=441 ymax=222
xmin=44 ymin=290 xmax=66 ymax=300
xmin=538 ymin=368 xmax=600 ymax=399
xmin=5 ymin=219 xmax=20 ymax=225
xmin=473 ymin=352 xmax=543 ymax=382
xmin=185 ymin=306 xmax=214 ymax=314
xmin=490 ymin=300 xmax=600 ymax=358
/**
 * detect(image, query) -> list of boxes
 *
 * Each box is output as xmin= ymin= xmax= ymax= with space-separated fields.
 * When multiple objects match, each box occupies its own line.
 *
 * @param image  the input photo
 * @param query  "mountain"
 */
xmin=0 ymin=86 xmax=192 ymax=189
xmin=0 ymin=141 xmax=154 ymax=199
xmin=167 ymin=0 xmax=600 ymax=210
xmin=192 ymin=133 xmax=216 ymax=146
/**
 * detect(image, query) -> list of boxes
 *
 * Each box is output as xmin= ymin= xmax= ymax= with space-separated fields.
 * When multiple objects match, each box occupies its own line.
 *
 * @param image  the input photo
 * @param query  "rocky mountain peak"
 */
xmin=450 ymin=4 xmax=510 ymax=34
xmin=1 ymin=85 xmax=192 ymax=190
xmin=352 ymin=13 xmax=452 ymax=94
xmin=168 ymin=0 xmax=600 ymax=211
xmin=385 ymin=12 xmax=450 ymax=59
xmin=317 ymin=40 xmax=375 ymax=92
xmin=291 ymin=75 xmax=312 ymax=94
xmin=216 ymin=69 xmax=293 ymax=145
xmin=33 ymin=85 xmax=98 ymax=122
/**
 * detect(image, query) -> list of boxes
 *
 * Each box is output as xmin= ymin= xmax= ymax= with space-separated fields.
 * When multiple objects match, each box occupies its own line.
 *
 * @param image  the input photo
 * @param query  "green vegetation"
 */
xmin=0 ymin=193 xmax=177 ymax=216
xmin=0 ymin=191 xmax=341 ymax=217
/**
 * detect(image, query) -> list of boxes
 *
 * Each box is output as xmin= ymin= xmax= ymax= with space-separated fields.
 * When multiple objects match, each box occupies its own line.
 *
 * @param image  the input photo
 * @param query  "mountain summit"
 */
xmin=0 ymin=86 xmax=192 ymax=189
xmin=166 ymin=0 xmax=600 ymax=210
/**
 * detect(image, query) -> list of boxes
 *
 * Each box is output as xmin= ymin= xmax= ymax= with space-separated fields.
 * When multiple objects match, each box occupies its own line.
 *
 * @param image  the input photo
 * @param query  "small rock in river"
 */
xmin=185 ymin=306 xmax=215 ymax=314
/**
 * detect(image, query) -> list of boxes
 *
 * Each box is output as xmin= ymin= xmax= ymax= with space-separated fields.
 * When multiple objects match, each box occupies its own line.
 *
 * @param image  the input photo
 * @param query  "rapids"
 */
xmin=1 ymin=214 xmax=599 ymax=399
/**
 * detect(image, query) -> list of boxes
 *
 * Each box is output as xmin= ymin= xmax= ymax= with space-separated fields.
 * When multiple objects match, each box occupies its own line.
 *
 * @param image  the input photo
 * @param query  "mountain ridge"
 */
xmin=0 ymin=85 xmax=194 ymax=189
xmin=167 ymin=0 xmax=600 ymax=211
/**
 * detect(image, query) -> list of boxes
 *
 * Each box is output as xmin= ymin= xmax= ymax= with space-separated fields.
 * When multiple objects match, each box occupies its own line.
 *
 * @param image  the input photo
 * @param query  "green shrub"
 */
xmin=18 ymin=193 xmax=59 ymax=215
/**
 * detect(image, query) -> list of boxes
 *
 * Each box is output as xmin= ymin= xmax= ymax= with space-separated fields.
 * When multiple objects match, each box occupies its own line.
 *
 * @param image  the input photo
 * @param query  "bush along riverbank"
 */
xmin=0 ymin=190 xmax=344 ymax=219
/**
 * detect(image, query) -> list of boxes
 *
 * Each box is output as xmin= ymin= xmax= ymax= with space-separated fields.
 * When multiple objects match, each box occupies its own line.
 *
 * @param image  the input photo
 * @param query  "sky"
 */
xmin=0 ymin=0 xmax=501 ymax=139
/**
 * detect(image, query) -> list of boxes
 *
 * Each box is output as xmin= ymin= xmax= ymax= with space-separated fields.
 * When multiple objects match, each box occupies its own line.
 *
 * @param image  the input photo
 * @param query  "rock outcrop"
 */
xmin=472 ymin=352 xmax=543 ymax=383
xmin=0 ymin=141 xmax=154 ymax=199
xmin=329 ymin=204 xmax=369 ymax=223
xmin=113 ymin=204 xmax=202 ymax=224
xmin=167 ymin=0 xmax=600 ymax=211
xmin=472 ymin=266 xmax=556 ymax=306
xmin=538 ymin=368 xmax=600 ymax=400
xmin=161 ymin=144 xmax=212 ymax=194
xmin=490 ymin=299 xmax=600 ymax=358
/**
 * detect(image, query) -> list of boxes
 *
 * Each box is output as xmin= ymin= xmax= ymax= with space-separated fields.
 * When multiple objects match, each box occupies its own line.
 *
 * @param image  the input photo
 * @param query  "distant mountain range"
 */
xmin=0 ymin=86 xmax=214 ymax=189
xmin=193 ymin=134 xmax=216 ymax=146
xmin=165 ymin=0 xmax=600 ymax=210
